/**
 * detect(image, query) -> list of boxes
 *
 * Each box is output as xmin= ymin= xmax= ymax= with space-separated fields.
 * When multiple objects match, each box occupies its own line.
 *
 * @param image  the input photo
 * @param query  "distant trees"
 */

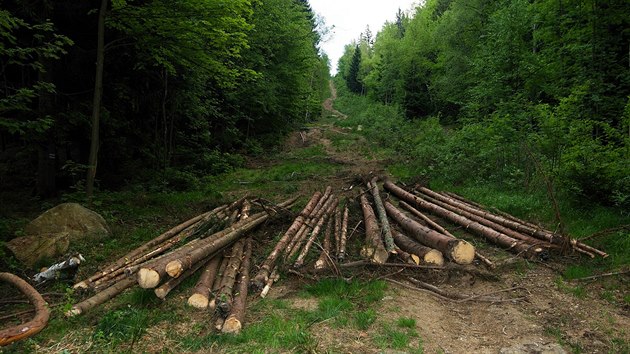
xmin=0 ymin=0 xmax=329 ymax=196
xmin=347 ymin=46 xmax=362 ymax=94
xmin=337 ymin=0 xmax=630 ymax=207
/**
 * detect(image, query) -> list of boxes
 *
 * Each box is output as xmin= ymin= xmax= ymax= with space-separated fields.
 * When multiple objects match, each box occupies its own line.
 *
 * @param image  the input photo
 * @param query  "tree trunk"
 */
xmin=260 ymin=267 xmax=279 ymax=298
xmin=251 ymin=192 xmax=321 ymax=290
xmin=86 ymin=0 xmax=108 ymax=201
xmin=286 ymin=193 xmax=336 ymax=261
xmin=384 ymin=201 xmax=475 ymax=264
xmin=209 ymin=254 xmax=230 ymax=311
xmin=0 ymin=273 xmax=50 ymax=345
xmin=384 ymin=182 xmax=540 ymax=258
xmin=393 ymin=246 xmax=420 ymax=265
xmin=74 ymin=204 xmax=227 ymax=289
xmin=360 ymin=190 xmax=389 ymax=264
xmin=216 ymin=240 xmax=245 ymax=316
xmin=417 ymin=191 xmax=556 ymax=248
xmin=222 ymin=238 xmax=253 ymax=334
xmin=294 ymin=198 xmax=338 ymax=268
xmin=285 ymin=188 xmax=332 ymax=258
xmin=157 ymin=196 xmax=297 ymax=285
xmin=392 ymin=231 xmax=444 ymax=266
xmin=187 ymin=255 xmax=222 ymax=309
xmin=314 ymin=218 xmax=334 ymax=270
xmin=155 ymin=256 xmax=211 ymax=300
xmin=67 ymin=277 xmax=136 ymax=317
xmin=338 ymin=205 xmax=349 ymax=261
xmin=334 ymin=206 xmax=342 ymax=256
xmin=368 ymin=178 xmax=395 ymax=252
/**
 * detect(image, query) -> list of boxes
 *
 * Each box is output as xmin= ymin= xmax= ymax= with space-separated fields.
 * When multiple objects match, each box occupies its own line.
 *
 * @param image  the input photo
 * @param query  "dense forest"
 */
xmin=337 ymin=0 xmax=629 ymax=209
xmin=0 ymin=0 xmax=329 ymax=199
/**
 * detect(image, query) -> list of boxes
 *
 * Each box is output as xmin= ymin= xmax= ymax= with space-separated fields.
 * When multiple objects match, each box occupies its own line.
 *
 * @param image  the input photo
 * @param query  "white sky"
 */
xmin=309 ymin=0 xmax=419 ymax=74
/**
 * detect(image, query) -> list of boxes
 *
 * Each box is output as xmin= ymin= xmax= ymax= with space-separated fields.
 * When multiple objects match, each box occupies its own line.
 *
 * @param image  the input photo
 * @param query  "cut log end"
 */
xmin=410 ymin=254 xmax=421 ymax=265
xmin=424 ymin=250 xmax=444 ymax=266
xmin=73 ymin=281 xmax=89 ymax=290
xmin=137 ymin=268 xmax=161 ymax=288
xmin=187 ymin=293 xmax=209 ymax=309
xmin=165 ymin=261 xmax=183 ymax=278
xmin=65 ymin=307 xmax=82 ymax=317
xmin=222 ymin=316 xmax=242 ymax=334
xmin=154 ymin=288 xmax=168 ymax=300
xmin=450 ymin=241 xmax=475 ymax=265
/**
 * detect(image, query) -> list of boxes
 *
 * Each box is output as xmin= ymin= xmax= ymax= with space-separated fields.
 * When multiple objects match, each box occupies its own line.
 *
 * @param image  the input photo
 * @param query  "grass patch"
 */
xmin=397 ymin=317 xmax=417 ymax=329
xmin=373 ymin=322 xmax=423 ymax=353
xmin=354 ymin=309 xmax=377 ymax=330
xmin=563 ymin=265 xmax=592 ymax=280
xmin=554 ymin=277 xmax=587 ymax=299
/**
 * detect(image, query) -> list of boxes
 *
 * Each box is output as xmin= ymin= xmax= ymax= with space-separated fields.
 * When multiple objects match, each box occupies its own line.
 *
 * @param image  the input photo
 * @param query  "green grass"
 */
xmin=373 ymin=322 xmax=423 ymax=353
xmin=397 ymin=317 xmax=417 ymax=329
xmin=354 ymin=309 xmax=377 ymax=330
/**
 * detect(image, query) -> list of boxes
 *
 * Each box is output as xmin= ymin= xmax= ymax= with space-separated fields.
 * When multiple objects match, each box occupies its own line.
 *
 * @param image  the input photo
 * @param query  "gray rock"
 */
xmin=7 ymin=203 xmax=110 ymax=267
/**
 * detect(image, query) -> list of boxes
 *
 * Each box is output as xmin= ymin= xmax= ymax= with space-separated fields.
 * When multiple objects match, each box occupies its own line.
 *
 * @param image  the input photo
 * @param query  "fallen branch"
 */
xmin=572 ymin=270 xmax=630 ymax=282
xmin=0 ymin=273 xmax=50 ymax=346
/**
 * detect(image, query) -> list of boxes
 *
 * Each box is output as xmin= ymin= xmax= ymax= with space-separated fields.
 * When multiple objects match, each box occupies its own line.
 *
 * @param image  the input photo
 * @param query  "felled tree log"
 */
xmin=251 ymin=192 xmax=321 ymax=290
xmin=384 ymin=182 xmax=540 ymax=258
xmin=286 ymin=194 xmax=336 ymax=261
xmin=420 ymin=187 xmax=565 ymax=246
xmin=73 ymin=203 xmax=229 ymax=289
xmin=392 ymin=231 xmax=444 ymax=266
xmin=222 ymin=238 xmax=253 ymax=334
xmin=0 ymin=273 xmax=50 ymax=346
xmin=360 ymin=190 xmax=389 ymax=264
xmin=260 ymin=267 xmax=279 ymax=298
xmin=338 ymin=206 xmax=349 ymax=261
xmin=400 ymin=201 xmax=494 ymax=268
xmin=157 ymin=197 xmax=297 ymax=286
xmin=334 ymin=206 xmax=342 ymax=256
xmin=314 ymin=218 xmax=334 ymax=270
xmin=215 ymin=240 xmax=245 ymax=316
xmin=394 ymin=246 xmax=420 ymax=265
xmin=294 ymin=198 xmax=338 ymax=268
xmin=384 ymin=201 xmax=474 ymax=264
xmin=209 ymin=255 xmax=230 ymax=311
xmin=187 ymin=255 xmax=222 ymax=309
xmin=155 ymin=253 xmax=218 ymax=300
xmin=368 ymin=177 xmax=395 ymax=252
xmin=66 ymin=277 xmax=136 ymax=317
xmin=285 ymin=188 xmax=333 ymax=259
xmin=417 ymin=192 xmax=555 ymax=248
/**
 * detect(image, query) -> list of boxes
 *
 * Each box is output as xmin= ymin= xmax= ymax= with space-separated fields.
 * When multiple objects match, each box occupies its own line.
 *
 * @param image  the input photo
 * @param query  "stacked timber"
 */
xmin=66 ymin=196 xmax=297 ymax=322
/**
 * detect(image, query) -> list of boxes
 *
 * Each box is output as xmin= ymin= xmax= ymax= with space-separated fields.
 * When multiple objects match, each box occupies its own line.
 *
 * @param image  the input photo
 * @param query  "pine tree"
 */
xmin=347 ymin=46 xmax=362 ymax=93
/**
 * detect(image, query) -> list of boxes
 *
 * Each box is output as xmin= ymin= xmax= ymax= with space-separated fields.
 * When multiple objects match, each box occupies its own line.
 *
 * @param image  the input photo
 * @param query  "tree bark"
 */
xmin=392 ymin=231 xmax=444 ymax=266
xmin=334 ymin=206 xmax=342 ymax=256
xmin=400 ymin=201 xmax=494 ymax=268
xmin=360 ymin=190 xmax=388 ymax=264
xmin=216 ymin=239 xmax=245 ymax=316
xmin=384 ymin=182 xmax=540 ymax=258
xmin=86 ymin=0 xmax=108 ymax=201
xmin=209 ymin=254 xmax=230 ymax=311
xmin=368 ymin=177 xmax=395 ymax=252
xmin=294 ymin=198 xmax=338 ymax=268
xmin=285 ymin=188 xmax=332 ymax=258
xmin=417 ymin=191 xmax=555 ymax=248
xmin=384 ymin=200 xmax=475 ymax=264
xmin=251 ymin=192 xmax=321 ymax=290
xmin=314 ymin=218 xmax=334 ymax=270
xmin=153 ymin=196 xmax=296 ymax=286
xmin=67 ymin=277 xmax=136 ymax=317
xmin=286 ymin=193 xmax=336 ymax=261
xmin=222 ymin=238 xmax=253 ymax=334
xmin=187 ymin=255 xmax=222 ymax=309
xmin=338 ymin=206 xmax=349 ymax=261
xmin=0 ymin=273 xmax=50 ymax=346
xmin=74 ymin=203 xmax=228 ymax=289
xmin=154 ymin=253 xmax=216 ymax=300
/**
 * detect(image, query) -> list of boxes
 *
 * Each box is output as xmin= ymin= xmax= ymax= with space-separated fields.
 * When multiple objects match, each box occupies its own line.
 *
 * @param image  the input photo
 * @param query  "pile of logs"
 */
xmin=67 ymin=196 xmax=298 ymax=334
xmin=58 ymin=179 xmax=607 ymax=339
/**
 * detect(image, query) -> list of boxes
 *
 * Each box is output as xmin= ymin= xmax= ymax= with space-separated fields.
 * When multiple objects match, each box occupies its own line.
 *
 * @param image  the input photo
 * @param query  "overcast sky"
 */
xmin=309 ymin=0 xmax=419 ymax=74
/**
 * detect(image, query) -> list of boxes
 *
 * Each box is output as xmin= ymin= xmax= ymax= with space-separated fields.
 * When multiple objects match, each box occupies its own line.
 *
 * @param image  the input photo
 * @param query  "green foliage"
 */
xmin=93 ymin=307 xmax=151 ymax=345
xmin=354 ymin=309 xmax=377 ymax=330
xmin=397 ymin=317 xmax=417 ymax=329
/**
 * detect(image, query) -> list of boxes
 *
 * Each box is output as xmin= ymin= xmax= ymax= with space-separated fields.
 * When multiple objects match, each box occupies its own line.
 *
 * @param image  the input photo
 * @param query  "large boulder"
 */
xmin=6 ymin=203 xmax=110 ymax=267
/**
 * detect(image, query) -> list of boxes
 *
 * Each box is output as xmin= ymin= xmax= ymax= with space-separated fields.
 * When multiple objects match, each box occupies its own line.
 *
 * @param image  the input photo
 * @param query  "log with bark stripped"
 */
xmin=338 ymin=205 xmax=349 ymax=261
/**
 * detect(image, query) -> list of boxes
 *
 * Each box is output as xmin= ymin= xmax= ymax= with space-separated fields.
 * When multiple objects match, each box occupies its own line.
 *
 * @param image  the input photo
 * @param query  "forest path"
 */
xmin=274 ymin=81 xmax=629 ymax=354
